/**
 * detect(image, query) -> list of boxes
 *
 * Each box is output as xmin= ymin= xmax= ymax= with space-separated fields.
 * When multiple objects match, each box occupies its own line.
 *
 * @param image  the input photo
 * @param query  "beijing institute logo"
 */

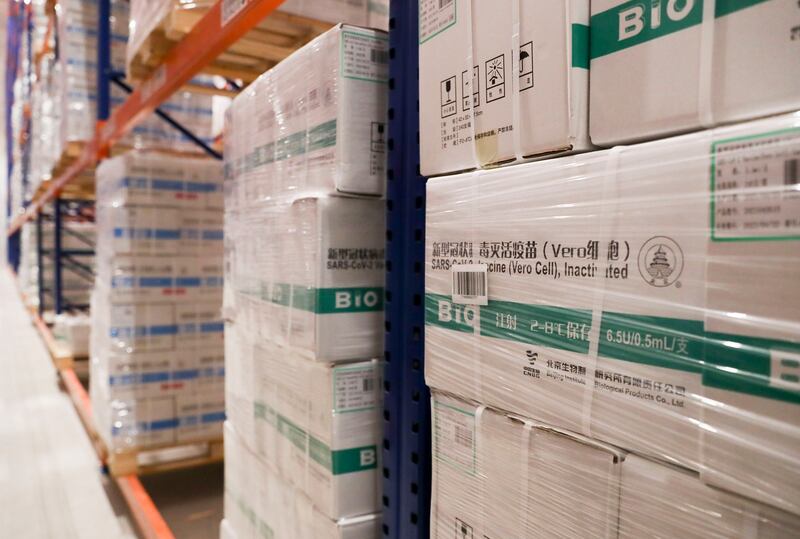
xmin=637 ymin=236 xmax=684 ymax=288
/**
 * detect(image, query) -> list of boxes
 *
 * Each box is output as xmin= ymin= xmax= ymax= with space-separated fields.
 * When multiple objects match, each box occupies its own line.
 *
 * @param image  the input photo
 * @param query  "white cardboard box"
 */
xmin=225 ymin=24 xmax=388 ymax=204
xmin=96 ymin=255 xmax=223 ymax=304
xmin=223 ymin=421 xmax=381 ymax=539
xmin=419 ymin=0 xmax=590 ymax=176
xmin=589 ymin=0 xmax=800 ymax=145
xmin=225 ymin=324 xmax=381 ymax=520
xmin=425 ymin=112 xmax=800 ymax=472
xmin=431 ymin=392 xmax=623 ymax=539
xmin=699 ymin=125 xmax=800 ymax=515
xmin=619 ymin=454 xmax=800 ymax=538
xmin=226 ymin=196 xmax=385 ymax=362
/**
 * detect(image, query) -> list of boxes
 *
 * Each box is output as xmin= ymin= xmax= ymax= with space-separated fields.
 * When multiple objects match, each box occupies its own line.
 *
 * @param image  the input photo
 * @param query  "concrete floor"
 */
xmin=0 ymin=269 xmax=224 ymax=538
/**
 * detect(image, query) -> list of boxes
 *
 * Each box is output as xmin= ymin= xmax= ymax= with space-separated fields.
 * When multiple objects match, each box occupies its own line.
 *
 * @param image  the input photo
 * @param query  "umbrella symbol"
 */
xmin=519 ymin=50 xmax=530 ymax=74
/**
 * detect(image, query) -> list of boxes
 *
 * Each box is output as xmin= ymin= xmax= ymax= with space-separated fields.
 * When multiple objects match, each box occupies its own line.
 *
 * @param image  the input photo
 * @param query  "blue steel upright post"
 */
xmin=97 ymin=0 xmax=111 ymax=124
xmin=53 ymin=199 xmax=63 ymax=314
xmin=382 ymin=1 xmax=431 ymax=538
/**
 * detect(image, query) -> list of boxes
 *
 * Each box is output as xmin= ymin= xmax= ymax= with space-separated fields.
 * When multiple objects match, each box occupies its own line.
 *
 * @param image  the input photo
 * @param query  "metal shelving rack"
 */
xmin=382 ymin=2 xmax=431 ymax=538
xmin=4 ymin=1 xmax=288 ymax=537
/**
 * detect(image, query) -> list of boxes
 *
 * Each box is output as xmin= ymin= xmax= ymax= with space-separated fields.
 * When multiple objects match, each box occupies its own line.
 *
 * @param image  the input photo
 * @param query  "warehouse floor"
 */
xmin=0 ymin=269 xmax=223 ymax=538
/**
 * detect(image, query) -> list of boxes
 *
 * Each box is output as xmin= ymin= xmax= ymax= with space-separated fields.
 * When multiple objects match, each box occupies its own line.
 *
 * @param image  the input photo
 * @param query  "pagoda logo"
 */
xmin=637 ymin=236 xmax=684 ymax=287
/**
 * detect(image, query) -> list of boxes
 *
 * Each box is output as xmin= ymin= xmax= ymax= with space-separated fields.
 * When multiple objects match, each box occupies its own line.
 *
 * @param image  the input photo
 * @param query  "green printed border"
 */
xmin=710 ymin=126 xmax=800 ymax=242
xmin=254 ymin=401 xmax=378 ymax=475
xmin=425 ymin=293 xmax=800 ymax=404
xmin=226 ymin=487 xmax=275 ymax=539
xmin=590 ymin=0 xmax=772 ymax=60
xmin=418 ymin=0 xmax=457 ymax=45
xmin=238 ymin=284 xmax=384 ymax=314
xmin=340 ymin=30 xmax=390 ymax=84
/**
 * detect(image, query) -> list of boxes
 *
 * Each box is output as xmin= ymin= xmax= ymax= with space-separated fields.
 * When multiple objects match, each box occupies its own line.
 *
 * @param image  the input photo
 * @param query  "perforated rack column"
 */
xmin=382 ymin=1 xmax=431 ymax=538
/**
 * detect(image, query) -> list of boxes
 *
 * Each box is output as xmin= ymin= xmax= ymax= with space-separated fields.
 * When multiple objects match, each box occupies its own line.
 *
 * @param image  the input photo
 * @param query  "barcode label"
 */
xmin=451 ymin=264 xmax=488 ymax=305
xmin=785 ymin=158 xmax=799 ymax=185
xmin=334 ymin=366 xmax=378 ymax=412
xmin=711 ymin=129 xmax=800 ymax=240
xmin=433 ymin=401 xmax=476 ymax=473
xmin=371 ymin=49 xmax=389 ymax=64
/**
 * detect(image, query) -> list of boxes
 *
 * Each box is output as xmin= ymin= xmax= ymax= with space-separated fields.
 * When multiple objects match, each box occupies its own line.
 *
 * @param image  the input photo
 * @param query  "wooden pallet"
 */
xmin=105 ymin=438 xmax=224 ymax=477
xmin=128 ymin=5 xmax=333 ymax=84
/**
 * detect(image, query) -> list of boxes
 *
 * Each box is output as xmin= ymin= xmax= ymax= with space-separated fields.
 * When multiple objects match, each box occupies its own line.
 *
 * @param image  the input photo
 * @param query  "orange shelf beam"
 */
xmin=7 ymin=0 xmax=288 ymax=237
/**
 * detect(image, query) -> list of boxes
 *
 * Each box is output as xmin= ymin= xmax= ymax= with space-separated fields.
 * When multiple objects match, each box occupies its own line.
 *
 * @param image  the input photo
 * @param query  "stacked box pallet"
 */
xmin=126 ymin=0 xmax=389 ymax=83
xmin=222 ymin=25 xmax=388 ymax=538
xmin=57 ymin=0 xmax=216 ymax=156
xmin=420 ymin=1 xmax=800 ymax=537
xmin=90 ymin=151 xmax=225 ymax=454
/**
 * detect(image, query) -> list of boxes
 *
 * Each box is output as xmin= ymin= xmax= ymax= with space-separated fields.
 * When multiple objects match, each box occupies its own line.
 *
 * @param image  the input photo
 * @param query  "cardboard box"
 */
xmin=426 ymin=141 xmax=707 ymax=467
xmin=176 ymin=302 xmax=224 ymax=349
xmin=225 ymin=324 xmax=381 ymax=520
xmin=96 ymin=152 xmax=223 ymax=210
xmin=419 ymin=0 xmax=590 ymax=176
xmin=96 ymin=255 xmax=223 ymax=304
xmin=224 ymin=422 xmax=381 ymax=539
xmin=430 ymin=392 xmax=622 ymax=539
xmin=225 ymin=24 xmax=388 ymax=204
xmin=426 ymin=112 xmax=800 ymax=471
xmin=96 ymin=204 xmax=181 ymax=257
xmin=226 ymin=196 xmax=384 ymax=362
xmin=589 ymin=0 xmax=800 ymax=146
xmin=699 ymin=123 xmax=800 ymax=515
xmin=619 ymin=454 xmax=800 ymax=538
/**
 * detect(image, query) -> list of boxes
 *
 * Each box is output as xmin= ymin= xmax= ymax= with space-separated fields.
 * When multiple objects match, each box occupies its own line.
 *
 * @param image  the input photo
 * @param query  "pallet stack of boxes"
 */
xmin=221 ymin=24 xmax=388 ymax=539
xmin=90 ymin=152 xmax=226 ymax=458
xmin=126 ymin=0 xmax=390 ymax=81
xmin=420 ymin=0 xmax=800 ymax=537
xmin=58 ymin=0 xmax=217 ymax=157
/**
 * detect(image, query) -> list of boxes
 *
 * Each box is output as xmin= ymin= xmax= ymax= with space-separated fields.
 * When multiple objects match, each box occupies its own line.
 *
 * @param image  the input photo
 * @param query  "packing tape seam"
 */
xmin=511 ymin=0 xmax=523 ymax=162
xmin=475 ymin=404 xmax=487 ymax=535
xmin=520 ymin=421 xmax=534 ymax=537
xmin=466 ymin=0 xmax=480 ymax=170
xmin=582 ymin=145 xmax=625 ymax=437
xmin=698 ymin=0 xmax=716 ymax=128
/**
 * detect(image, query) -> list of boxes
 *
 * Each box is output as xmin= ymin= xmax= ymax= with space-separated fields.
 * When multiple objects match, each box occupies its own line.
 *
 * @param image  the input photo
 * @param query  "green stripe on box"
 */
xmin=599 ymin=311 xmax=705 ymax=373
xmin=481 ymin=300 xmax=593 ymax=354
xmin=307 ymin=119 xmax=337 ymax=152
xmin=425 ymin=293 xmax=478 ymax=334
xmin=253 ymin=401 xmax=378 ymax=474
xmin=590 ymin=0 xmax=771 ymax=60
xmin=331 ymin=445 xmax=379 ymax=475
xmin=244 ymin=284 xmax=383 ymax=313
xmin=704 ymin=332 xmax=800 ymax=404
xmin=571 ymin=23 xmax=590 ymax=69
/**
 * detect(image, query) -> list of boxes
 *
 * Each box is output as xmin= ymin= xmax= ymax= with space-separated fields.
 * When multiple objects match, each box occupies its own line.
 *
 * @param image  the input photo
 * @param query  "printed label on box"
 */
xmin=341 ymin=31 xmax=389 ymax=83
xmin=711 ymin=128 xmax=800 ymax=241
xmin=433 ymin=401 xmax=476 ymax=474
xmin=333 ymin=365 xmax=378 ymax=412
xmin=419 ymin=0 xmax=457 ymax=44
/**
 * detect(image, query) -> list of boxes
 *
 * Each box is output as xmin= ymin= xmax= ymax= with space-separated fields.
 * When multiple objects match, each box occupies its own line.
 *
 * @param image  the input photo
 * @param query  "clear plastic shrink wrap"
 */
xmin=126 ymin=0 xmax=390 ymax=77
xmin=425 ymin=111 xmax=800 ymax=536
xmin=90 ymin=152 xmax=225 ymax=452
xmin=223 ymin=422 xmax=382 ymax=539
xmin=57 ymin=0 xmax=217 ymax=153
xmin=222 ymin=25 xmax=388 ymax=535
